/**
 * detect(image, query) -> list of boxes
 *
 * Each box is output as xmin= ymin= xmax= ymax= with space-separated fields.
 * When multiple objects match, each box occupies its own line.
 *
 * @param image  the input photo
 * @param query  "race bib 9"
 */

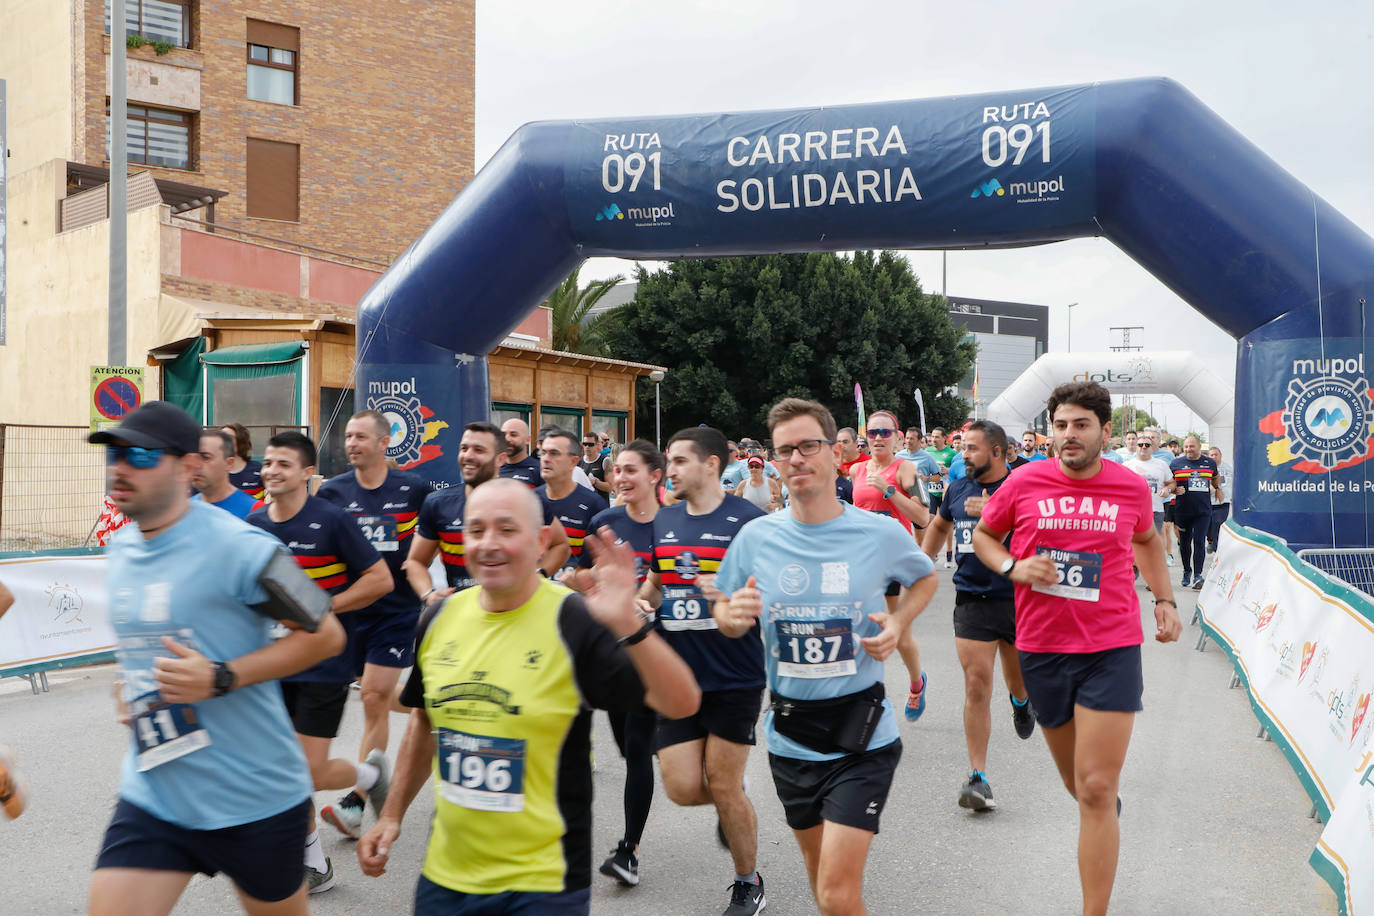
xmin=438 ymin=729 xmax=526 ymax=812
xmin=775 ymin=619 xmax=857 ymax=679
xmin=1031 ymin=547 xmax=1102 ymax=602
xmin=955 ymin=519 xmax=976 ymax=554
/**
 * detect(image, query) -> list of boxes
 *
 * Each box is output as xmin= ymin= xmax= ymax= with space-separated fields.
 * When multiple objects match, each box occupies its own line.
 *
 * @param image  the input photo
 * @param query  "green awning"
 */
xmin=201 ymin=341 xmax=305 ymax=366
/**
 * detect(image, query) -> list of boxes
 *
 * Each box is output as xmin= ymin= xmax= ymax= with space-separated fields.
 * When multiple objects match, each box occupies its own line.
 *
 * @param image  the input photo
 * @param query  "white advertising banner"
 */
xmin=1198 ymin=522 xmax=1374 ymax=916
xmin=0 ymin=552 xmax=114 ymax=674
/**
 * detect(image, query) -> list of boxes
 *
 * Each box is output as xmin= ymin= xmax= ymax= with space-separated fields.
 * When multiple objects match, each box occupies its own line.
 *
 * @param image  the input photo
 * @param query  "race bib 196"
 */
xmin=130 ymin=690 xmax=212 ymax=771
xmin=357 ymin=515 xmax=399 ymax=552
xmin=438 ymin=729 xmax=526 ymax=812
xmin=955 ymin=519 xmax=976 ymax=554
xmin=775 ymin=618 xmax=857 ymax=679
xmin=1031 ymin=546 xmax=1102 ymax=602
xmin=659 ymin=585 xmax=717 ymax=631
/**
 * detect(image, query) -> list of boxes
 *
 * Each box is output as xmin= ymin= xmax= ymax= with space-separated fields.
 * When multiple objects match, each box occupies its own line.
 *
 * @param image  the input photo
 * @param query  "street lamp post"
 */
xmin=649 ymin=369 xmax=665 ymax=449
xmin=1066 ymin=302 xmax=1078 ymax=352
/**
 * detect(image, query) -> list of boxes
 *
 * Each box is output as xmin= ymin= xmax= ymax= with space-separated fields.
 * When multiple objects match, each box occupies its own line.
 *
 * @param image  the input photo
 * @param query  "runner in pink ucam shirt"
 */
xmin=972 ymin=380 xmax=1181 ymax=916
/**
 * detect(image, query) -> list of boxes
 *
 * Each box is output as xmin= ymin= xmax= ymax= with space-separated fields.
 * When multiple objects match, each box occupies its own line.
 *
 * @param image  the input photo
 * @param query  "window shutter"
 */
xmin=246 ymin=19 xmax=299 ymax=51
xmin=246 ymin=138 xmax=299 ymax=221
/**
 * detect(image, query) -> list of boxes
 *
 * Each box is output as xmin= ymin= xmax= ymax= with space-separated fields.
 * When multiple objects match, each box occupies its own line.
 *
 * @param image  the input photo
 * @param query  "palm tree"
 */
xmin=546 ymin=266 xmax=626 ymax=354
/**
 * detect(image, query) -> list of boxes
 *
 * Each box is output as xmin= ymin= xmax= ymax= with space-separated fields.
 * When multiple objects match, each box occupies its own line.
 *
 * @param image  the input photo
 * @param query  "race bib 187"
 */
xmin=437 ymin=729 xmax=526 ymax=812
xmin=1031 ymin=546 xmax=1102 ymax=602
xmin=775 ymin=618 xmax=857 ymax=679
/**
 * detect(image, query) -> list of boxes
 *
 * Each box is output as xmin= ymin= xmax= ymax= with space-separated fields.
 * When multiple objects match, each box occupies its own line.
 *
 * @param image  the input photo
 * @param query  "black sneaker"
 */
xmin=599 ymin=842 xmax=640 ymax=886
xmin=958 ymin=772 xmax=996 ymax=811
xmin=1011 ymin=694 xmax=1035 ymax=739
xmin=724 ymin=873 xmax=766 ymax=915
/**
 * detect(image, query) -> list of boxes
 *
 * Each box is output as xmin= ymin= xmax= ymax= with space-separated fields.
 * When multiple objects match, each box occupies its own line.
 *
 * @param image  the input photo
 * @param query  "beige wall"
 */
xmin=1 ymin=0 xmax=77 ymax=175
xmin=0 ymin=159 xmax=169 ymax=425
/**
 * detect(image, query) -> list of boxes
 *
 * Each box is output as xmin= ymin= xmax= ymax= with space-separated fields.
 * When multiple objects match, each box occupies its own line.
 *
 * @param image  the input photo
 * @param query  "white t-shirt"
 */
xmin=1125 ymin=456 xmax=1173 ymax=512
xmin=1212 ymin=460 xmax=1234 ymax=505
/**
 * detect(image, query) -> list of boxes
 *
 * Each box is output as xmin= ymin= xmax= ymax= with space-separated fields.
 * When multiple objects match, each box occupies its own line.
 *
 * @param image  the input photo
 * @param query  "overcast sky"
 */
xmin=474 ymin=1 xmax=1374 ymax=432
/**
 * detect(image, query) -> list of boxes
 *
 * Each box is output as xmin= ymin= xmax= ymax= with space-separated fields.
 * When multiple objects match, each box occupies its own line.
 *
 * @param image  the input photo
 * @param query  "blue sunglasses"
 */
xmin=105 ymin=445 xmax=168 ymax=469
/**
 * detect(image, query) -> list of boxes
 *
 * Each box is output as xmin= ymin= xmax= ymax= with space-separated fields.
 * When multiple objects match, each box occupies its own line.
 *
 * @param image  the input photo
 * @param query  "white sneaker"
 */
xmin=1165 ymin=553 xmax=1175 ymax=567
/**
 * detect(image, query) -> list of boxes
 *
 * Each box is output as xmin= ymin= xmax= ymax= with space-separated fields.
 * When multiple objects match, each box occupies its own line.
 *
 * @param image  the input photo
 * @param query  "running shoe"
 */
xmin=943 ymin=559 xmax=955 ymax=569
xmin=307 ymin=856 xmax=336 ymax=894
xmin=363 ymin=749 xmax=391 ymax=817
xmin=599 ymin=842 xmax=640 ymax=886
xmin=1191 ymin=575 xmax=1205 ymax=590
xmin=905 ymin=672 xmax=927 ymax=722
xmin=724 ymin=873 xmax=766 ymax=916
xmin=1181 ymin=573 xmax=1194 ymax=589
xmin=1165 ymin=553 xmax=1175 ymax=567
xmin=1011 ymin=694 xmax=1035 ymax=739
xmin=321 ymin=794 xmax=364 ymax=840
xmin=958 ymin=772 xmax=996 ymax=811
xmin=0 ymin=746 xmax=26 ymax=820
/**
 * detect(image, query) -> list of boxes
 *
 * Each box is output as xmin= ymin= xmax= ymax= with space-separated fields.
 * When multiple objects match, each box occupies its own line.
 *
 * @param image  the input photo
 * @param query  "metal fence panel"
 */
xmin=1294 ymin=547 xmax=1374 ymax=600
xmin=0 ymin=425 xmax=106 ymax=551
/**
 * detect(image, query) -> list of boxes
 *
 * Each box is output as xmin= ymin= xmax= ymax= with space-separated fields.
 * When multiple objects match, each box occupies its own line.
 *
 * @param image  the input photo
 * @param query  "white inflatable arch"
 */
xmin=986 ymin=351 xmax=1234 ymax=459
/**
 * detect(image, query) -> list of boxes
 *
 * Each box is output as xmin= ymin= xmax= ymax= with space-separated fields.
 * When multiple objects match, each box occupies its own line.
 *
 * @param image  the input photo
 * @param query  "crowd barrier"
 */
xmin=1198 ymin=521 xmax=1374 ymax=916
xmin=0 ymin=548 xmax=114 ymax=693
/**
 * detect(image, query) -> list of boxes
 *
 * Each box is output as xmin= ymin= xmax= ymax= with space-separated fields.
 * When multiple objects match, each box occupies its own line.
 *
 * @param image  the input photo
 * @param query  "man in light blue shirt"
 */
xmin=87 ymin=401 xmax=345 ymax=914
xmin=895 ymin=426 xmax=940 ymax=477
xmin=714 ymin=398 xmax=937 ymax=916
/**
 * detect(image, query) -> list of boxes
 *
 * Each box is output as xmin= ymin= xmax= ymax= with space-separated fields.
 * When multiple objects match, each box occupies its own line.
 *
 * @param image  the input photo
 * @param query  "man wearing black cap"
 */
xmin=88 ymin=401 xmax=346 ymax=915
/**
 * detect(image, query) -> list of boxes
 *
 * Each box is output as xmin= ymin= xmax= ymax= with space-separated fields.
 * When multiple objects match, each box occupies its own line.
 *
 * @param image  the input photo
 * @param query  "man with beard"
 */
xmin=498 ymin=418 xmax=543 ymax=488
xmin=88 ymin=402 xmax=345 ymax=915
xmin=404 ymin=423 xmax=570 ymax=603
xmin=973 ymin=381 xmax=1180 ymax=916
xmin=920 ymin=421 xmax=1034 ymax=812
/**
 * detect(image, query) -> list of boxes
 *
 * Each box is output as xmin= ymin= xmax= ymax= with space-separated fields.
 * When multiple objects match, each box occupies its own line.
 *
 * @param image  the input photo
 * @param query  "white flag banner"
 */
xmin=912 ymin=388 xmax=927 ymax=434
xmin=1198 ymin=522 xmax=1374 ymax=916
xmin=0 ymin=552 xmax=114 ymax=674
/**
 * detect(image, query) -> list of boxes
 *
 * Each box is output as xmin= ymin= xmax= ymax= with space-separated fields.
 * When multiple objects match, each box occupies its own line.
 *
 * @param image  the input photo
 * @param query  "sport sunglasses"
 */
xmin=104 ymin=445 xmax=168 ymax=469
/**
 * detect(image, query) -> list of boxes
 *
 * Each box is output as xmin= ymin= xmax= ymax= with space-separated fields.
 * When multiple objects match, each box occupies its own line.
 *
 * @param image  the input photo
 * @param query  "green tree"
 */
xmin=597 ymin=253 xmax=974 ymax=438
xmin=1111 ymin=405 xmax=1159 ymax=432
xmin=546 ymin=266 xmax=625 ymax=354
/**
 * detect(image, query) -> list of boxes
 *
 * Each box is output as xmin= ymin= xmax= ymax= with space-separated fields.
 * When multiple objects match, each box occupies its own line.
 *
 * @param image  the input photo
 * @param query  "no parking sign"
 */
xmin=90 ymin=366 xmax=145 ymax=433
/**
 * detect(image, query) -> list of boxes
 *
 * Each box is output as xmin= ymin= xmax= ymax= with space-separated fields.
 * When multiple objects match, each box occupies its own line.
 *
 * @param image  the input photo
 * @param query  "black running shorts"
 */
xmin=95 ymin=797 xmax=310 ymax=902
xmin=1017 ymin=644 xmax=1144 ymax=729
xmin=953 ymin=594 xmax=1016 ymax=644
xmin=654 ymin=687 xmax=763 ymax=750
xmin=281 ymin=680 xmax=351 ymax=739
xmin=769 ymin=739 xmax=902 ymax=834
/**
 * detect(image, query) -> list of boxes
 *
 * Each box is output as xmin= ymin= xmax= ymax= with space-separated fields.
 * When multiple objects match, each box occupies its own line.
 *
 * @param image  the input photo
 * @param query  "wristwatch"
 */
xmin=212 ymin=661 xmax=237 ymax=697
xmin=617 ymin=617 xmax=655 ymax=647
xmin=883 ymin=484 xmax=897 ymax=500
xmin=998 ymin=557 xmax=1017 ymax=577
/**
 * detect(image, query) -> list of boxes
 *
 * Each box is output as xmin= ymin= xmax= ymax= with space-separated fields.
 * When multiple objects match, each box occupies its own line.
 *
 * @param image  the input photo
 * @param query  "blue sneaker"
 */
xmin=905 ymin=672 xmax=927 ymax=722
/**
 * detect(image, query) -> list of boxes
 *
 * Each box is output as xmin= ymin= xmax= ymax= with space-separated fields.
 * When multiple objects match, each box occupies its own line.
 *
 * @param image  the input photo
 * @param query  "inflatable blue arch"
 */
xmin=355 ymin=77 xmax=1374 ymax=550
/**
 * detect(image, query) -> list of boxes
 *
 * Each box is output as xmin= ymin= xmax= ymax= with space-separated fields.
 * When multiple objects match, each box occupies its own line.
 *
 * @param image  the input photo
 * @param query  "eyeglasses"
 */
xmin=775 ymin=439 xmax=834 ymax=459
xmin=105 ymin=445 xmax=167 ymax=469
xmin=1137 ymin=441 xmax=1154 ymax=448
xmin=865 ymin=428 xmax=895 ymax=438
xmin=582 ymin=441 xmax=597 ymax=447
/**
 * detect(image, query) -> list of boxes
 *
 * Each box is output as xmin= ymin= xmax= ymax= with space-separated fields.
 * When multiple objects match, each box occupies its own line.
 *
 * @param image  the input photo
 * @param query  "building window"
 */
xmin=540 ymin=407 xmax=584 ymax=439
xmin=106 ymin=103 xmax=191 ymax=170
xmin=106 ymin=0 xmax=190 ymax=48
xmin=246 ymin=20 xmax=299 ymax=106
xmin=492 ymin=402 xmax=532 ymax=430
xmin=591 ymin=410 xmax=628 ymax=445
xmin=246 ymin=138 xmax=300 ymax=221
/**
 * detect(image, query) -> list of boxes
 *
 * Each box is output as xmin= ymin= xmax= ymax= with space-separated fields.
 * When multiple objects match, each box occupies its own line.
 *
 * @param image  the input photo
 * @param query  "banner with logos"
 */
xmin=0 ymin=551 xmax=114 ymax=675
xmin=1198 ymin=522 xmax=1374 ymax=915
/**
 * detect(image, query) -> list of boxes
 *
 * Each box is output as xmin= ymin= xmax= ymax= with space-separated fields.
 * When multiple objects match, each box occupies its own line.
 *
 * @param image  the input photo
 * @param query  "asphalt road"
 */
xmin=0 ymin=566 xmax=1337 ymax=914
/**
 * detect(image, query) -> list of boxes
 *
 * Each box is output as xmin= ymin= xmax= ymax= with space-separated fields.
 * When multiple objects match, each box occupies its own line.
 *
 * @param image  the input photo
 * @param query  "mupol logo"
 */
xmin=595 ymin=204 xmax=624 ymax=221
xmin=970 ymin=179 xmax=1004 ymax=198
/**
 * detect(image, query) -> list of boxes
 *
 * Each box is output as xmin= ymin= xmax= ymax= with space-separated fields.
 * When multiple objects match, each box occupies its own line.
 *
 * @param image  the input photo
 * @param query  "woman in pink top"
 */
xmin=849 ymin=409 xmax=933 ymax=720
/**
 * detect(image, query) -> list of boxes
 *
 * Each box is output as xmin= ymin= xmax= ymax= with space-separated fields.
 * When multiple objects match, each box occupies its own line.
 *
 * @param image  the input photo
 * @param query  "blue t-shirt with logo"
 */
xmin=194 ymin=488 xmax=258 ymax=520
xmin=579 ymin=505 xmax=654 ymax=584
xmin=939 ymin=475 xmax=1013 ymax=598
xmin=247 ymin=496 xmax=383 ymax=682
xmin=537 ymin=483 xmax=603 ymax=570
xmin=499 ymin=454 xmax=543 ymax=488
xmin=715 ymin=503 xmax=934 ymax=761
xmin=651 ymin=495 xmax=766 ymax=692
xmin=108 ymin=501 xmax=313 ymax=829
xmin=417 ymin=485 xmax=556 ymax=591
xmin=317 ymin=469 xmax=429 ymax=615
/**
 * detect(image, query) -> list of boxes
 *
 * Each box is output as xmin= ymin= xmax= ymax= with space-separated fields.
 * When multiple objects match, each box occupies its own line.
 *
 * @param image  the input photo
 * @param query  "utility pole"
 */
xmin=1109 ymin=326 xmax=1144 ymax=432
xmin=109 ymin=0 xmax=128 ymax=365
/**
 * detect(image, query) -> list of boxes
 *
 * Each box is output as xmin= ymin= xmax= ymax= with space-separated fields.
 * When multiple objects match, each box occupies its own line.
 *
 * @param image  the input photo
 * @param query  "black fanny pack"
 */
xmin=769 ymin=682 xmax=885 ymax=755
